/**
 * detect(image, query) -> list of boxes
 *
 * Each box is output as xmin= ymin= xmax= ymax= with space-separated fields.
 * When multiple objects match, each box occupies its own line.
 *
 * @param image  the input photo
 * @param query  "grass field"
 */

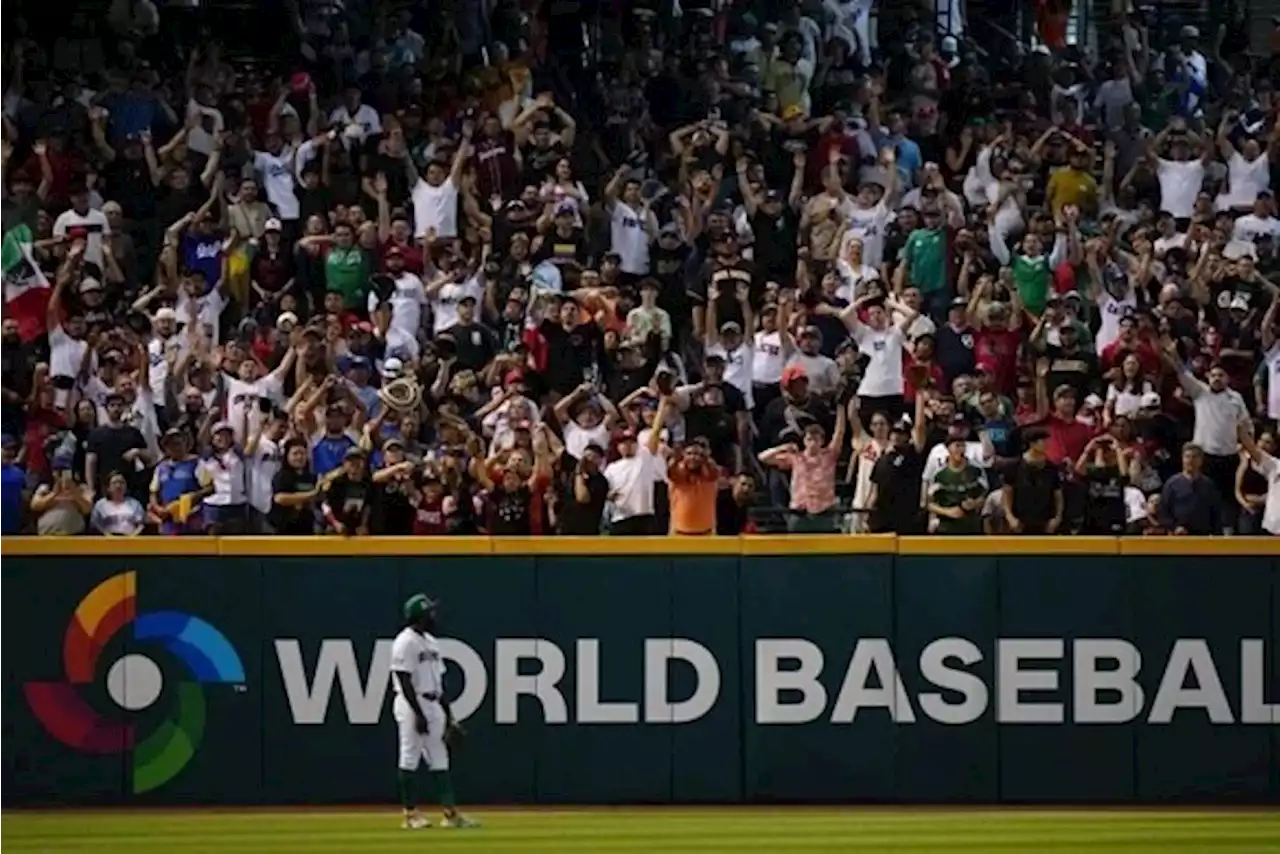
xmin=6 ymin=808 xmax=1280 ymax=853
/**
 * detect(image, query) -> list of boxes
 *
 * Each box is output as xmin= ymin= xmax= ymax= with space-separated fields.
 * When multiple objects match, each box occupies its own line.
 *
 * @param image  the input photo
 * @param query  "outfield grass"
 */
xmin=5 ymin=808 xmax=1280 ymax=853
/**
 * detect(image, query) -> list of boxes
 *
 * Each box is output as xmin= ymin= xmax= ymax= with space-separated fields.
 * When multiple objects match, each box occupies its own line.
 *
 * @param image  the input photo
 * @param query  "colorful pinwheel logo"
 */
xmin=24 ymin=571 xmax=245 ymax=793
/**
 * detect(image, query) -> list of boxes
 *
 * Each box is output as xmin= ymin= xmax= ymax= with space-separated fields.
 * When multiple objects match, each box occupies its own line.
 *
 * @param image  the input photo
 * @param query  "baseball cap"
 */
xmin=264 ymin=217 xmax=282 ymax=232
xmin=276 ymin=311 xmax=299 ymax=329
xmin=383 ymin=434 xmax=405 ymax=449
xmin=79 ymin=277 xmax=103 ymax=293
xmin=402 ymin=593 xmax=437 ymax=621
xmin=344 ymin=445 xmax=368 ymax=460
xmin=503 ymin=369 xmax=525 ymax=388
xmin=781 ymin=364 xmax=808 ymax=386
xmin=212 ymin=420 xmax=234 ymax=434
xmin=381 ymin=357 xmax=405 ymax=379
xmin=154 ymin=306 xmax=178 ymax=322
xmin=719 ymin=320 xmax=742 ymax=334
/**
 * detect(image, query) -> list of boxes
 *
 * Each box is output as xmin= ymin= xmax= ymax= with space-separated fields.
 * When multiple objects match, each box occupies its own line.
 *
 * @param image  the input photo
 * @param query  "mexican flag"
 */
xmin=2 ymin=224 xmax=50 ymax=341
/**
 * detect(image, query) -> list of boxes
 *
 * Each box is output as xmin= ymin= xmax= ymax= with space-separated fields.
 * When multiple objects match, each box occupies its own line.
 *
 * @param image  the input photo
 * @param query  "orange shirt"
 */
xmin=668 ymin=462 xmax=721 ymax=535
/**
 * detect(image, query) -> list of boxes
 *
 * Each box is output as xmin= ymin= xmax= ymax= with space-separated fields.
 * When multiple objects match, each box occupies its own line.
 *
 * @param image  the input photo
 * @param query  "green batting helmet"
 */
xmin=403 ymin=593 xmax=438 ymax=621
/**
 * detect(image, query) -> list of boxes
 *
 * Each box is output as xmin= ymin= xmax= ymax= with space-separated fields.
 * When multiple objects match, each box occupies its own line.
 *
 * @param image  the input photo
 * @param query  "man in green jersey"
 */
xmin=927 ymin=427 xmax=988 ymax=534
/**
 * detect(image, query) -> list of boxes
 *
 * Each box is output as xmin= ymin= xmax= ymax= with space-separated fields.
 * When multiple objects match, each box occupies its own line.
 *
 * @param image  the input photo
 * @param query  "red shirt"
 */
xmin=1101 ymin=336 xmax=1160 ymax=377
xmin=903 ymin=355 xmax=945 ymax=403
xmin=413 ymin=492 xmax=450 ymax=535
xmin=1046 ymin=415 xmax=1095 ymax=466
xmin=24 ymin=407 xmax=67 ymax=479
xmin=380 ymin=239 xmax=425 ymax=275
xmin=975 ymin=328 xmax=1022 ymax=394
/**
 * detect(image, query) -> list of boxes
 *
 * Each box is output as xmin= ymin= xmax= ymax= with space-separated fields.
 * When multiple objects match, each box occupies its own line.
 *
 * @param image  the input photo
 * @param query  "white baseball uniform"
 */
xmin=390 ymin=626 xmax=449 ymax=772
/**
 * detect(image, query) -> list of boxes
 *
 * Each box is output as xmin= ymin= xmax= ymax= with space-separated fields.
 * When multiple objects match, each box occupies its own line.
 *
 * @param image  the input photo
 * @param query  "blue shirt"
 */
xmin=153 ymin=456 xmax=203 ymax=535
xmin=1 ymin=462 xmax=25 ymax=533
xmin=182 ymin=234 xmax=223 ymax=290
xmin=312 ymin=434 xmax=356 ymax=477
xmin=99 ymin=91 xmax=157 ymax=142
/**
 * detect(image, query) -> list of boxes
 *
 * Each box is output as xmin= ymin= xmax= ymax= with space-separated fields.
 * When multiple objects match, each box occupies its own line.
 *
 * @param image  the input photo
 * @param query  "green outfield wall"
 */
xmin=4 ymin=536 xmax=1278 ymax=805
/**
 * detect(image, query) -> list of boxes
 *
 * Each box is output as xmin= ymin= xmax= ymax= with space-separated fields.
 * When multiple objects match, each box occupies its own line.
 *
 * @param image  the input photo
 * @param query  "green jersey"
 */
xmin=325 ymin=246 xmax=371 ymax=308
xmin=929 ymin=462 xmax=986 ymax=535
xmin=1013 ymin=253 xmax=1051 ymax=314
xmin=902 ymin=227 xmax=947 ymax=294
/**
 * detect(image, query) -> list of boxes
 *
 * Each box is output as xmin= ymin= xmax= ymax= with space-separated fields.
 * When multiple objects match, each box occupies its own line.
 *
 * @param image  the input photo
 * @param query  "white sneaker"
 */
xmin=440 ymin=814 xmax=481 ymax=829
xmin=402 ymin=812 xmax=431 ymax=830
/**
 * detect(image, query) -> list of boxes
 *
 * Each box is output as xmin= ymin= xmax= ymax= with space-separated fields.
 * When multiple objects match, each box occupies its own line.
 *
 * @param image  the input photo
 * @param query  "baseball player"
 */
xmin=391 ymin=594 xmax=480 ymax=829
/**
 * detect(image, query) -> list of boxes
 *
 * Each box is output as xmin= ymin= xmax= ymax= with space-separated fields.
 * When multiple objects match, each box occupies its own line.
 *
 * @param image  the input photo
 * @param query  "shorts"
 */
xmin=393 ymin=694 xmax=449 ymax=772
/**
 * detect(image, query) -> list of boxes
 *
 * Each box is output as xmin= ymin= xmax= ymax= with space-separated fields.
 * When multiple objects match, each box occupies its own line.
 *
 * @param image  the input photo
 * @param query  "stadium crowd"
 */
xmin=2 ymin=0 xmax=1280 ymax=538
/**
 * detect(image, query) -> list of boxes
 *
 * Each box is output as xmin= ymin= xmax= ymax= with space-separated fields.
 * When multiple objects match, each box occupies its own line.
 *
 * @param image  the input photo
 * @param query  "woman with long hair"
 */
xmin=847 ymin=404 xmax=892 ymax=533
xmin=1104 ymin=351 xmax=1155 ymax=423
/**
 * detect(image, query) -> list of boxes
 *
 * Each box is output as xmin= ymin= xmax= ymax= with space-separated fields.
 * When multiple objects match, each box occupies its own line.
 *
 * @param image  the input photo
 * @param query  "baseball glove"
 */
xmin=445 ymin=719 xmax=466 ymax=747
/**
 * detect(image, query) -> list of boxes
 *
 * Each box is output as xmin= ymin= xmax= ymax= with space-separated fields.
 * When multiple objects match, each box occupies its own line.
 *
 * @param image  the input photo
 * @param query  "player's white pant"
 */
xmin=393 ymin=695 xmax=449 ymax=772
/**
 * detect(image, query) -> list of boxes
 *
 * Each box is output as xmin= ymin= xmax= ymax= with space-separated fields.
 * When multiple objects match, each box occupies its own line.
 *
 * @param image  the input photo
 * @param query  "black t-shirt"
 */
xmin=1044 ymin=344 xmax=1100 ymax=402
xmin=684 ymin=381 xmax=747 ymax=467
xmin=361 ymin=137 xmax=412 ymax=208
xmin=649 ymin=242 xmax=692 ymax=330
xmin=540 ymin=319 xmax=603 ymax=394
xmin=869 ymin=446 xmax=924 ymax=533
xmin=522 ymin=141 xmax=566 ymax=186
xmin=324 ymin=473 xmax=372 ymax=531
xmin=935 ymin=323 xmax=977 ymax=386
xmin=270 ymin=466 xmax=317 ymax=533
xmin=533 ymin=226 xmax=589 ymax=270
xmin=1007 ymin=457 xmax=1062 ymax=528
xmin=758 ymin=394 xmax=834 ymax=449
xmin=489 ymin=484 xmax=532 ymax=534
xmin=1083 ymin=463 xmax=1127 ymax=535
xmin=86 ymin=423 xmax=146 ymax=493
xmin=694 ymin=260 xmax=765 ymax=329
xmin=104 ymin=156 xmax=156 ymax=220
xmin=557 ymin=467 xmax=608 ymax=534
xmin=749 ymin=209 xmax=799 ymax=279
xmin=445 ymin=322 xmax=498 ymax=372
xmin=716 ymin=489 xmax=752 ymax=535
xmin=373 ymin=472 xmax=416 ymax=534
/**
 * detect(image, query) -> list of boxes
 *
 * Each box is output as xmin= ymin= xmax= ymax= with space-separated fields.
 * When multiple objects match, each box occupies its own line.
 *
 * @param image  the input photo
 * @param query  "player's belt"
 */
xmin=420 ymin=692 xmax=441 ymax=702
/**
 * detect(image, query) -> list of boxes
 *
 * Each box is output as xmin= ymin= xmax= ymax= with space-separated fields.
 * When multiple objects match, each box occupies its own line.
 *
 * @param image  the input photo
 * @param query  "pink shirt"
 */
xmin=789 ymin=447 xmax=838 ymax=514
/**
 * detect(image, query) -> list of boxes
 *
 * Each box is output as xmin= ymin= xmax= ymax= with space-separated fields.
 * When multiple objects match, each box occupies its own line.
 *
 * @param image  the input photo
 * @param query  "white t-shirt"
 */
xmin=852 ymin=322 xmax=906 ymax=397
xmin=1105 ymin=381 xmax=1153 ymax=419
xmin=481 ymin=396 xmax=541 ymax=452
xmin=1266 ymin=344 xmax=1280 ymax=422
xmin=1254 ymin=454 xmax=1280 ymax=536
xmin=604 ymin=445 xmax=662 ymax=520
xmin=198 ymin=449 xmax=248 ymax=506
xmin=146 ymin=332 xmax=187 ymax=402
xmin=834 ymin=262 xmax=879 ymax=302
xmin=253 ymin=144 xmax=312 ymax=221
xmin=328 ymin=103 xmax=382 ymax=147
xmin=1095 ymin=289 xmax=1137 ymax=354
xmin=247 ymin=436 xmax=282 ymax=515
xmin=609 ymin=201 xmax=650 ymax=275
xmin=390 ymin=626 xmax=443 ymax=698
xmin=752 ymin=331 xmax=787 ymax=385
xmin=1233 ymin=214 xmax=1280 ymax=246
xmin=428 ymin=274 xmax=483 ymax=335
xmin=371 ymin=271 xmax=427 ymax=357
xmin=1156 ymin=158 xmax=1204 ymax=219
xmin=224 ymin=374 xmax=284 ymax=446
xmin=705 ymin=341 xmax=754 ymax=408
xmin=563 ymin=420 xmax=611 ymax=460
xmin=90 ymin=497 xmax=145 ymax=535
xmin=176 ymin=288 xmax=227 ymax=348
xmin=1216 ymin=152 xmax=1270 ymax=211
xmin=411 ymin=177 xmax=459 ymax=239
xmin=49 ymin=324 xmax=89 ymax=382
xmin=185 ymin=99 xmax=225 ymax=156
xmin=843 ymin=201 xmax=892 ymax=268
xmin=52 ymin=208 xmax=111 ymax=268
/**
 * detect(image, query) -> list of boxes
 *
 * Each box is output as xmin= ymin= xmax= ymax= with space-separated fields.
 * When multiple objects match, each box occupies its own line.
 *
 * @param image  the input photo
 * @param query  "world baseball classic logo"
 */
xmin=23 ymin=571 xmax=245 ymax=793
